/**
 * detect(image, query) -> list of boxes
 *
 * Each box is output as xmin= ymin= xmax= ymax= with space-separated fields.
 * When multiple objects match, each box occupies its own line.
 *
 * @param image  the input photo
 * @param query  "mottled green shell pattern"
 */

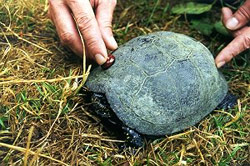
xmin=86 ymin=31 xmax=228 ymax=136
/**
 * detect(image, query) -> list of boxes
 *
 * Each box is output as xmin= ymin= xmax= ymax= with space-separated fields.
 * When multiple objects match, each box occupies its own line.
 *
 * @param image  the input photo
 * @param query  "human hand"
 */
xmin=48 ymin=0 xmax=118 ymax=65
xmin=215 ymin=0 xmax=250 ymax=68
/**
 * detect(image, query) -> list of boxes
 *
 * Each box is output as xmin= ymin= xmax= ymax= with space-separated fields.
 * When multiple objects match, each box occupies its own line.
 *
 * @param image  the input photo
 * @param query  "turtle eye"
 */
xmin=101 ymin=54 xmax=115 ymax=70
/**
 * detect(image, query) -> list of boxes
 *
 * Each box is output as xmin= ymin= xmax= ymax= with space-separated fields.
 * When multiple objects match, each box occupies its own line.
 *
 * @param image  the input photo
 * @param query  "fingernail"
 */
xmin=217 ymin=61 xmax=225 ymax=68
xmin=95 ymin=54 xmax=107 ymax=65
xmin=226 ymin=17 xmax=239 ymax=29
xmin=101 ymin=54 xmax=115 ymax=70
xmin=110 ymin=36 xmax=118 ymax=49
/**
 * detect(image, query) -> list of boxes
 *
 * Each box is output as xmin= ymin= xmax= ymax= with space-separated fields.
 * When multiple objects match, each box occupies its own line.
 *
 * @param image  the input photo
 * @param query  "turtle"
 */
xmin=85 ymin=31 xmax=237 ymax=147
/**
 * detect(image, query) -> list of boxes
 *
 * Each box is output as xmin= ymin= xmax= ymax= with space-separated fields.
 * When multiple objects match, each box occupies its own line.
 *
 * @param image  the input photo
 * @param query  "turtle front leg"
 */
xmin=86 ymin=91 xmax=144 ymax=148
xmin=87 ymin=92 xmax=115 ymax=119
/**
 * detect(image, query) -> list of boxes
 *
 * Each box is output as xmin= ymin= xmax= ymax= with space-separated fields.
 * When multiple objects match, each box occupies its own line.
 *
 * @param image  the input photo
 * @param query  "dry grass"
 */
xmin=0 ymin=0 xmax=249 ymax=165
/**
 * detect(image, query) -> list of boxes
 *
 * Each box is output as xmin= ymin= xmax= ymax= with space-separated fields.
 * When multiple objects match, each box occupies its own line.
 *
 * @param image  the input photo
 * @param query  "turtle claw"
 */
xmin=122 ymin=126 xmax=144 ymax=148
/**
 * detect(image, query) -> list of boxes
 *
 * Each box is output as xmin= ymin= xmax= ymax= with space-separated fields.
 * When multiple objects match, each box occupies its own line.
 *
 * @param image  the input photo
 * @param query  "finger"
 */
xmin=233 ymin=26 xmax=249 ymax=37
xmin=49 ymin=0 xmax=83 ymax=56
xmin=215 ymin=28 xmax=250 ymax=68
xmin=222 ymin=7 xmax=233 ymax=26
xmin=225 ymin=0 xmax=250 ymax=30
xmin=67 ymin=0 xmax=108 ymax=65
xmin=96 ymin=0 xmax=118 ymax=50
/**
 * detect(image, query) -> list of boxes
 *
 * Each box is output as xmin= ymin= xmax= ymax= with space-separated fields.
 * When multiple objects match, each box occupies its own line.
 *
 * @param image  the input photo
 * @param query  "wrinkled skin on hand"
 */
xmin=48 ymin=0 xmax=118 ymax=65
xmin=216 ymin=0 xmax=250 ymax=68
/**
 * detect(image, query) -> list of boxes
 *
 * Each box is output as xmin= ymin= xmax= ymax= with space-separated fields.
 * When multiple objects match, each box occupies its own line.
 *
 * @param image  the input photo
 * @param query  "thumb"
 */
xmin=225 ymin=0 xmax=250 ymax=30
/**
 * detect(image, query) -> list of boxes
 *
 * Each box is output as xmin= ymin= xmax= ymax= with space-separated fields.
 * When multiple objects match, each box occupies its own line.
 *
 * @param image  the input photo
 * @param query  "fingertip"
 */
xmin=221 ymin=7 xmax=232 ymax=14
xmin=216 ymin=61 xmax=226 ymax=68
xmin=221 ymin=7 xmax=233 ymax=27
xmin=108 ymin=36 xmax=118 ymax=50
xmin=215 ymin=53 xmax=224 ymax=65
xmin=215 ymin=48 xmax=231 ymax=67
xmin=222 ymin=7 xmax=231 ymax=19
xmin=215 ymin=53 xmax=226 ymax=68
xmin=215 ymin=43 xmax=236 ymax=67
xmin=226 ymin=17 xmax=239 ymax=30
xmin=99 ymin=25 xmax=118 ymax=50
xmin=95 ymin=53 xmax=108 ymax=65
xmin=222 ymin=7 xmax=227 ymax=16
xmin=100 ymin=30 xmax=118 ymax=50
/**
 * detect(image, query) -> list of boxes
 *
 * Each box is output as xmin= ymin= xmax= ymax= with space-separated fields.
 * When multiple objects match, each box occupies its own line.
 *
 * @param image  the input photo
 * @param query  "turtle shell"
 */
xmin=86 ymin=31 xmax=228 ymax=136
